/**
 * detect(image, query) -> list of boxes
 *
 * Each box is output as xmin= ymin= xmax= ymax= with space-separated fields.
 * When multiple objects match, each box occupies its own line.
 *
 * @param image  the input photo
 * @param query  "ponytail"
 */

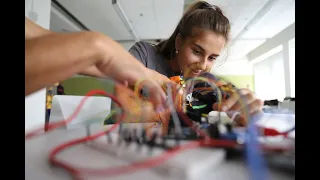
xmin=156 ymin=1 xmax=230 ymax=61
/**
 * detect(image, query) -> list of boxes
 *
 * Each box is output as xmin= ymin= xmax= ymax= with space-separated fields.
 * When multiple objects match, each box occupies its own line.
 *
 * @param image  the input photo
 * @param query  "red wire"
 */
xmin=259 ymin=127 xmax=290 ymax=137
xmin=257 ymin=126 xmax=295 ymax=152
xmin=26 ymin=86 xmax=292 ymax=179
xmin=23 ymin=87 xmax=237 ymax=179
xmin=50 ymin=136 xmax=237 ymax=178
xmin=24 ymin=89 xmax=126 ymax=178
xmin=45 ymin=90 xmax=238 ymax=178
xmin=25 ymin=90 xmax=113 ymax=139
xmin=49 ymin=122 xmax=122 ymax=177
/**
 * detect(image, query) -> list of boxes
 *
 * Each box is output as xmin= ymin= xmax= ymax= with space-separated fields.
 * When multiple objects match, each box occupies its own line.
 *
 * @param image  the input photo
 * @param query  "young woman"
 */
xmin=129 ymin=1 xmax=263 ymax=117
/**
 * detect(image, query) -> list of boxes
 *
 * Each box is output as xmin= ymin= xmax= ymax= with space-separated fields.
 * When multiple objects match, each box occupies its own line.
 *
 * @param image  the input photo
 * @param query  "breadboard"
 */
xmin=88 ymin=132 xmax=226 ymax=180
xmin=25 ymin=122 xmax=295 ymax=180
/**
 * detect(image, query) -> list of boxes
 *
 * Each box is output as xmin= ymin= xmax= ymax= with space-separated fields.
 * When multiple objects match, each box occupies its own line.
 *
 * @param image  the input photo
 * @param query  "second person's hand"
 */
xmin=94 ymin=34 xmax=169 ymax=110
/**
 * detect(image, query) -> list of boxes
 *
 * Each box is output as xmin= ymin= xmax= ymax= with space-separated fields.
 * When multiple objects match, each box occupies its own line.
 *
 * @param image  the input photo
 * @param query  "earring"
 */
xmin=175 ymin=50 xmax=179 ymax=54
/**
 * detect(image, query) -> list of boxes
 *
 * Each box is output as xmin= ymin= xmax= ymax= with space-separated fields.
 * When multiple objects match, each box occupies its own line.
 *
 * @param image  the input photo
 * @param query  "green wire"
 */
xmin=192 ymin=104 xmax=207 ymax=109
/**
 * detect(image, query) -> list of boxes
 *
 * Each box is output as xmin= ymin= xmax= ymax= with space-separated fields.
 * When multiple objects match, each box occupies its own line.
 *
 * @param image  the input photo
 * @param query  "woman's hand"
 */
xmin=95 ymin=35 xmax=170 ymax=110
xmin=220 ymin=88 xmax=263 ymax=125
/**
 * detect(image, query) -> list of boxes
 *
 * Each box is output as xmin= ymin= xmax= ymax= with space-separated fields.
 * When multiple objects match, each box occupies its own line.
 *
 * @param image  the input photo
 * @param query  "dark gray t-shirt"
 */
xmin=129 ymin=41 xmax=176 ymax=77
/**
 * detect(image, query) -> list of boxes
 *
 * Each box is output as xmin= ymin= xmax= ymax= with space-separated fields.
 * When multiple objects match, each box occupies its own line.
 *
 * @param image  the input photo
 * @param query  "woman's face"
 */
xmin=175 ymin=28 xmax=226 ymax=78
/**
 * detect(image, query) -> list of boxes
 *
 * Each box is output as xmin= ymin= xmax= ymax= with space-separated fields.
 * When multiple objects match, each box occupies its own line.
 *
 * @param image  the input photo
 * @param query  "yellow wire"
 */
xmin=216 ymin=83 xmax=251 ymax=124
xmin=125 ymin=73 xmax=250 ymax=125
xmin=177 ymin=76 xmax=223 ymax=110
xmin=169 ymin=74 xmax=250 ymax=124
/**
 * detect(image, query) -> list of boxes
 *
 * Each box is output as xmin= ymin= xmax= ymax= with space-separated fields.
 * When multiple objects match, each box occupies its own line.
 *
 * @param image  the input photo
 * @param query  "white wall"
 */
xmin=247 ymin=23 xmax=295 ymax=62
xmin=212 ymin=58 xmax=253 ymax=76
xmin=253 ymin=51 xmax=286 ymax=101
xmin=288 ymin=38 xmax=295 ymax=97
xmin=247 ymin=23 xmax=295 ymax=100
xmin=25 ymin=0 xmax=52 ymax=131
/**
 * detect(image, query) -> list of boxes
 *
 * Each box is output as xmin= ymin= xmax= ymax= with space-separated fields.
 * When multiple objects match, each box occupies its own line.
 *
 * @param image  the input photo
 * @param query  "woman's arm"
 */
xmin=25 ymin=17 xmax=51 ymax=39
xmin=25 ymin=17 xmax=168 ymax=110
xmin=25 ymin=17 xmax=107 ymax=78
xmin=25 ymin=30 xmax=167 ymax=110
xmin=77 ymin=66 xmax=107 ymax=78
xmin=25 ymin=31 xmax=108 ymax=95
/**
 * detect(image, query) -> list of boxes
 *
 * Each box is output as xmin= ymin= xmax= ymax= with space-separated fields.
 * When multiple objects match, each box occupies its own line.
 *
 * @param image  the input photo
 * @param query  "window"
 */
xmin=288 ymin=38 xmax=295 ymax=97
xmin=253 ymin=47 xmax=286 ymax=101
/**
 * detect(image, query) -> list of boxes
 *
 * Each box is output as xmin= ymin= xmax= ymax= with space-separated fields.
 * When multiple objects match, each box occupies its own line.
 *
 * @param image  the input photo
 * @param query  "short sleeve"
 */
xmin=128 ymin=41 xmax=149 ymax=66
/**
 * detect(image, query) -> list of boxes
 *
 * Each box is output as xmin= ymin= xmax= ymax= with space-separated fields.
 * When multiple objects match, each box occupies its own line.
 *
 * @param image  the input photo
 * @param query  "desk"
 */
xmin=25 ymin=124 xmax=294 ymax=180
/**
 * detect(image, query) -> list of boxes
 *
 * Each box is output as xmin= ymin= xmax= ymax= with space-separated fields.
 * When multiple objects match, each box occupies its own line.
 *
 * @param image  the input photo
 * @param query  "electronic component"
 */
xmin=25 ymin=73 xmax=295 ymax=180
xmin=86 ymin=123 xmax=227 ymax=180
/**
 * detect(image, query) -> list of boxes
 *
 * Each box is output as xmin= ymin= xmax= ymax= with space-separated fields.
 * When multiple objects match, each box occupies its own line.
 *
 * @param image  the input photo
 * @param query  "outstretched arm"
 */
xmin=25 ymin=17 xmax=106 ymax=78
xmin=25 ymin=31 xmax=110 ymax=95
xmin=25 ymin=23 xmax=168 ymax=110
xmin=25 ymin=17 xmax=51 ymax=39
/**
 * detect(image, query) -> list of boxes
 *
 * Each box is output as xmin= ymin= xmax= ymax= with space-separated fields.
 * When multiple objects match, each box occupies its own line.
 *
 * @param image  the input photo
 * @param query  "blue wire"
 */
xmin=230 ymin=86 xmax=269 ymax=180
xmin=246 ymin=113 xmax=270 ymax=180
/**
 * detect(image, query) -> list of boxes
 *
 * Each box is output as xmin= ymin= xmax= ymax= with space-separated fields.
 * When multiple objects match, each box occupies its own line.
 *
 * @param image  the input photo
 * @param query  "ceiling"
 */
xmin=50 ymin=0 xmax=295 ymax=61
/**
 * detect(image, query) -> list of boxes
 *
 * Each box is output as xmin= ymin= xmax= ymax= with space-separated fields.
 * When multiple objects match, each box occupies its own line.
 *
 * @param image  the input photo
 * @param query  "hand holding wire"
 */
xmin=212 ymin=87 xmax=263 ymax=126
xmin=25 ymin=72 xmax=290 ymax=180
xmin=221 ymin=88 xmax=263 ymax=114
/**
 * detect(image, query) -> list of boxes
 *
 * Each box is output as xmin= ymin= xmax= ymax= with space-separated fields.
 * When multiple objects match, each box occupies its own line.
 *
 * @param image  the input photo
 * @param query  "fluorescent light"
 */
xmin=112 ymin=0 xmax=140 ymax=42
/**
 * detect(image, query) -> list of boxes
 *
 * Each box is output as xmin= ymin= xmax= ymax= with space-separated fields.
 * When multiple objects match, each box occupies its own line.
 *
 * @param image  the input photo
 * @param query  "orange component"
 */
xmin=114 ymin=78 xmax=188 ymax=135
xmin=169 ymin=76 xmax=181 ymax=84
xmin=114 ymin=83 xmax=172 ymax=135
xmin=168 ymin=76 xmax=185 ymax=113
xmin=114 ymin=83 xmax=156 ymax=123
